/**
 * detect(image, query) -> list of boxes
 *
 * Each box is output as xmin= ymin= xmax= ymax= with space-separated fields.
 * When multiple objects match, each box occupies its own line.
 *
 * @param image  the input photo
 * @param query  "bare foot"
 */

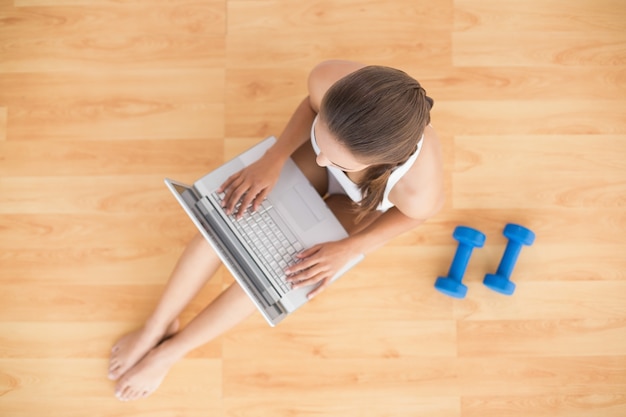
xmin=108 ymin=320 xmax=179 ymax=381
xmin=114 ymin=341 xmax=179 ymax=402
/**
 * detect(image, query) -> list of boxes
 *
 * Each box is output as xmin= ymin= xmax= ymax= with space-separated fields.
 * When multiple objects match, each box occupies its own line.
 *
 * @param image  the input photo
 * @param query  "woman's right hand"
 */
xmin=217 ymin=152 xmax=284 ymax=219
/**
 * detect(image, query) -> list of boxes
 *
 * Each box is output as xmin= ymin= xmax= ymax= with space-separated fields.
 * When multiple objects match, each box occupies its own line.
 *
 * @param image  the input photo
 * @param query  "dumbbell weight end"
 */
xmin=434 ymin=276 xmax=468 ymax=298
xmin=483 ymin=273 xmax=516 ymax=295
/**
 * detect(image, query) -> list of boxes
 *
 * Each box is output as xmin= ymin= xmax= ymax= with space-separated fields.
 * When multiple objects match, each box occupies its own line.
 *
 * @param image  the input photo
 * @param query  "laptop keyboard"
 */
xmin=211 ymin=192 xmax=304 ymax=296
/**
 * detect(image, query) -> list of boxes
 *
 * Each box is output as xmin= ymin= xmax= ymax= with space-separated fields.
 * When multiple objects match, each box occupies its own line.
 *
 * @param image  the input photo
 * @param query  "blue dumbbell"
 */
xmin=483 ymin=223 xmax=535 ymax=295
xmin=435 ymin=226 xmax=486 ymax=298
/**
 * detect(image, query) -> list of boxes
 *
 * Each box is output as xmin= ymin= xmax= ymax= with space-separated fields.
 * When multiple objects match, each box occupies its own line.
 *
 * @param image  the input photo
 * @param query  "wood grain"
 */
xmin=0 ymin=107 xmax=6 ymax=141
xmin=0 ymin=359 xmax=222 ymax=417
xmin=454 ymin=0 xmax=626 ymax=33
xmin=458 ymin=319 xmax=626 ymax=357
xmin=420 ymin=67 xmax=626 ymax=101
xmin=0 ymin=2 xmax=226 ymax=72
xmin=0 ymin=70 xmax=225 ymax=141
xmin=453 ymin=135 xmax=626 ymax=209
xmin=462 ymin=394 xmax=626 ymax=417
xmin=1 ymin=0 xmax=625 ymax=416
xmin=457 ymin=356 xmax=626 ymax=396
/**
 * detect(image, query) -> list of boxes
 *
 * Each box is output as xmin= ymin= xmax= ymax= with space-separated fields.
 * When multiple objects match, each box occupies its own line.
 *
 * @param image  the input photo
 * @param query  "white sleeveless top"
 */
xmin=310 ymin=116 xmax=423 ymax=212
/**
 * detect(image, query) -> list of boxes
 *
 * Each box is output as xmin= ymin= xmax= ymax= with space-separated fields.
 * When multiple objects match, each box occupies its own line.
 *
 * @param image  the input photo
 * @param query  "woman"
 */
xmin=108 ymin=60 xmax=445 ymax=401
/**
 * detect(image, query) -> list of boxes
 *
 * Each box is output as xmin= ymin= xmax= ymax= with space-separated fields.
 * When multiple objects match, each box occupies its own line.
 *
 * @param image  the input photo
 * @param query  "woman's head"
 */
xmin=312 ymin=118 xmax=370 ymax=173
xmin=316 ymin=65 xmax=433 ymax=217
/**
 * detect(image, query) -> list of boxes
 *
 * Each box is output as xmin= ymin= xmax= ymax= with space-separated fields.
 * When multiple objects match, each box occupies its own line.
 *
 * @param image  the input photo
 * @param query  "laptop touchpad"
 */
xmin=282 ymin=184 xmax=323 ymax=231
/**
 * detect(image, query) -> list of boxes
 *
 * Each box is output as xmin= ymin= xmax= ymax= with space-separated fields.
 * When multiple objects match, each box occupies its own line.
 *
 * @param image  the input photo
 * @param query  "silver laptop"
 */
xmin=165 ymin=136 xmax=364 ymax=326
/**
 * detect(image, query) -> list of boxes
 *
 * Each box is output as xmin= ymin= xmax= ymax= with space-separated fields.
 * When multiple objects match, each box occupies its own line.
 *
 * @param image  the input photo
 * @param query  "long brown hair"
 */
xmin=319 ymin=65 xmax=433 ymax=221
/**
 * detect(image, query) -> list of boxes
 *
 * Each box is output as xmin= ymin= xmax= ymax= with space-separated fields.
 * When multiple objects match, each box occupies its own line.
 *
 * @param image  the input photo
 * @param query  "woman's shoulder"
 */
xmin=388 ymin=125 xmax=445 ymax=219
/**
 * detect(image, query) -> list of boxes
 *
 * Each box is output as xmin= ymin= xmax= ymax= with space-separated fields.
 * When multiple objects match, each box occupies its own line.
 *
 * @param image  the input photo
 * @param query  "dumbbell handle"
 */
xmin=448 ymin=243 xmax=474 ymax=281
xmin=496 ymin=241 xmax=523 ymax=279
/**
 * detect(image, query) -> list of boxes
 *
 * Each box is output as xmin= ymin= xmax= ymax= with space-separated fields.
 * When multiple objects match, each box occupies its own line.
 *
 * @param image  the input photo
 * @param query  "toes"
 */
xmin=108 ymin=362 xmax=123 ymax=380
xmin=111 ymin=336 xmax=128 ymax=355
xmin=115 ymin=386 xmax=127 ymax=401
xmin=108 ymin=349 xmax=122 ymax=379
xmin=125 ymin=389 xmax=138 ymax=402
xmin=108 ymin=355 xmax=133 ymax=381
xmin=108 ymin=366 xmax=117 ymax=380
xmin=115 ymin=376 xmax=140 ymax=402
xmin=116 ymin=383 xmax=151 ymax=402
xmin=108 ymin=369 xmax=119 ymax=381
xmin=115 ymin=379 xmax=132 ymax=402
xmin=131 ymin=389 xmax=145 ymax=401
xmin=109 ymin=358 xmax=119 ymax=369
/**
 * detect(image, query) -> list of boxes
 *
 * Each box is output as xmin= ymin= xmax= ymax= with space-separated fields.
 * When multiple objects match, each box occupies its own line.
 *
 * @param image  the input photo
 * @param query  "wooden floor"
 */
xmin=1 ymin=0 xmax=625 ymax=416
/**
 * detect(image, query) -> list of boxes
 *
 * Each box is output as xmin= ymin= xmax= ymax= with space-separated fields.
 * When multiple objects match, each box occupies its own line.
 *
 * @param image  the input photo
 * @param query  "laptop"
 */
xmin=165 ymin=136 xmax=364 ymax=326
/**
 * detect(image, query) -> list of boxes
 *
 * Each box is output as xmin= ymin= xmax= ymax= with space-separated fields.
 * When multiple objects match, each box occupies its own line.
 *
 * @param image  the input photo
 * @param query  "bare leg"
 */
xmin=291 ymin=139 xmax=328 ymax=196
xmin=324 ymin=194 xmax=381 ymax=235
xmin=108 ymin=232 xmax=223 ymax=381
xmin=114 ymin=281 xmax=255 ymax=401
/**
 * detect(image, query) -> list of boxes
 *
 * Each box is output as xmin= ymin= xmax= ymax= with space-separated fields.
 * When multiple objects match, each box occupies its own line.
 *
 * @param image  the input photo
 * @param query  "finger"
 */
xmin=288 ymin=245 xmax=325 ymax=274
xmin=307 ymin=278 xmax=330 ymax=299
xmin=290 ymin=265 xmax=330 ymax=287
xmin=235 ymin=188 xmax=260 ymax=219
xmin=221 ymin=176 xmax=243 ymax=207
xmin=295 ymin=244 xmax=322 ymax=260
xmin=224 ymin=183 xmax=249 ymax=215
xmin=218 ymin=172 xmax=240 ymax=194
xmin=292 ymin=272 xmax=328 ymax=290
xmin=252 ymin=188 xmax=270 ymax=212
xmin=285 ymin=255 xmax=319 ymax=276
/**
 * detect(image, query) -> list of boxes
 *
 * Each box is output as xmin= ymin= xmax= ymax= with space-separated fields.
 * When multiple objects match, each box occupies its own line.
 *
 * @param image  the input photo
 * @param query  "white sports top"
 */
xmin=310 ymin=116 xmax=424 ymax=212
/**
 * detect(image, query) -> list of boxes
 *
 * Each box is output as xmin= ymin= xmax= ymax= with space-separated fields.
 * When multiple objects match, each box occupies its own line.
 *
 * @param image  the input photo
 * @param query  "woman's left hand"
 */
xmin=285 ymin=239 xmax=360 ymax=300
